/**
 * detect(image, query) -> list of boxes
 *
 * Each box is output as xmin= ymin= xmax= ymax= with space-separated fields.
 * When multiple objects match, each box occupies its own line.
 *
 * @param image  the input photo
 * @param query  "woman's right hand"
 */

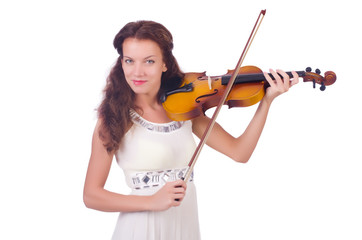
xmin=147 ymin=180 xmax=187 ymax=211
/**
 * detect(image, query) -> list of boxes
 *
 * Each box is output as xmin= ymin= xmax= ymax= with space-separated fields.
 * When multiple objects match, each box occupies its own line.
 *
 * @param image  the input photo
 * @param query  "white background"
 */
xmin=1 ymin=0 xmax=361 ymax=239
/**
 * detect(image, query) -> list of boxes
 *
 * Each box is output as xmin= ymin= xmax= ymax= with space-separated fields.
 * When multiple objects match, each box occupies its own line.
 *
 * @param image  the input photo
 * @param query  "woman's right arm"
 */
xmin=83 ymin=119 xmax=186 ymax=212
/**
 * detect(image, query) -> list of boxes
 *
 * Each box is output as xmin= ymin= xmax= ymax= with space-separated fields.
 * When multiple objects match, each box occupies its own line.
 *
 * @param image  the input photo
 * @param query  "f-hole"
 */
xmin=195 ymin=89 xmax=218 ymax=103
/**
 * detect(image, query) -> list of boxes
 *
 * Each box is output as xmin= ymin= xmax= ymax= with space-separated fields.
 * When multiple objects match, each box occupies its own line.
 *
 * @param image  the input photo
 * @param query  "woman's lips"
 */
xmin=133 ymin=80 xmax=147 ymax=86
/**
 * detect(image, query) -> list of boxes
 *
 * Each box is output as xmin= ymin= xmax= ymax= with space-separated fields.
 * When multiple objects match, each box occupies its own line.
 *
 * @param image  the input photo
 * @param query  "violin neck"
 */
xmin=221 ymin=71 xmax=306 ymax=85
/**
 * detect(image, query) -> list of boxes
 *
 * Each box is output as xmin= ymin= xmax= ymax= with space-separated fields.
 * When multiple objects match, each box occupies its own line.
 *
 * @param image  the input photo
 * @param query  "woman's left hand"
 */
xmin=262 ymin=69 xmax=299 ymax=104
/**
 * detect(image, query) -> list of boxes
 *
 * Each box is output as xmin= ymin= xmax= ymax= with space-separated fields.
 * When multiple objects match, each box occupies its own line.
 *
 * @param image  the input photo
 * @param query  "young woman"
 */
xmin=83 ymin=20 xmax=299 ymax=240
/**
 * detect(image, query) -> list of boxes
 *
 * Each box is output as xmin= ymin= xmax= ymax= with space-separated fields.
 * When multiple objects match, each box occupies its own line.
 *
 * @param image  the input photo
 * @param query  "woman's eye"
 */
xmin=124 ymin=59 xmax=133 ymax=64
xmin=146 ymin=59 xmax=155 ymax=64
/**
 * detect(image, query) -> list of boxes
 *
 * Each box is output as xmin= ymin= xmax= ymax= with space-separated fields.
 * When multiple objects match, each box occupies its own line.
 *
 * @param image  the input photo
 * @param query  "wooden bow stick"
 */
xmin=183 ymin=10 xmax=266 ymax=182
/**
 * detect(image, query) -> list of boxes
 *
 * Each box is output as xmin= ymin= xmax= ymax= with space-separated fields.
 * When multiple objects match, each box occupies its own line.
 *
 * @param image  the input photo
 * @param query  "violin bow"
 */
xmin=183 ymin=10 xmax=267 ymax=182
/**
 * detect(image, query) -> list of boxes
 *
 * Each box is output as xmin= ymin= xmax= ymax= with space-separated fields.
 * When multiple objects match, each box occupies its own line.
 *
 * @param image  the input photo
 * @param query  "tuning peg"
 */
xmin=306 ymin=67 xmax=312 ymax=72
xmin=315 ymin=68 xmax=321 ymax=75
xmin=320 ymin=81 xmax=326 ymax=91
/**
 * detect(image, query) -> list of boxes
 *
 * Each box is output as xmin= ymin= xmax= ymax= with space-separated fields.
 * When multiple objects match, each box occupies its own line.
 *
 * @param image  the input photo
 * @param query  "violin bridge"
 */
xmin=208 ymin=75 xmax=212 ymax=90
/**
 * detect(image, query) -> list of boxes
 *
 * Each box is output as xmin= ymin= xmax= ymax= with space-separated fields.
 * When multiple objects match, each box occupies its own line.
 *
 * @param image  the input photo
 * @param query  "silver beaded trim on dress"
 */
xmin=130 ymin=109 xmax=184 ymax=132
xmin=131 ymin=167 xmax=193 ymax=190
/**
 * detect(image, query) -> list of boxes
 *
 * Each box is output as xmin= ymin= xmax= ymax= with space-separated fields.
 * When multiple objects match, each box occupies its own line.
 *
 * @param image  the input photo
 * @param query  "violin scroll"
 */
xmin=303 ymin=67 xmax=336 ymax=91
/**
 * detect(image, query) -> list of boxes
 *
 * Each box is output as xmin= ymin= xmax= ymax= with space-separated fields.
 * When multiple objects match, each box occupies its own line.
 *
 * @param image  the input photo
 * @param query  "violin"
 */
xmin=161 ymin=65 xmax=337 ymax=121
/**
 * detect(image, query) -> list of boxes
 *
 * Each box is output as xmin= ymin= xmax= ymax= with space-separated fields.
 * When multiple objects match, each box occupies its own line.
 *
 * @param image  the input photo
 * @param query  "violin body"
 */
xmin=162 ymin=65 xmax=336 ymax=121
xmin=162 ymin=66 xmax=265 ymax=121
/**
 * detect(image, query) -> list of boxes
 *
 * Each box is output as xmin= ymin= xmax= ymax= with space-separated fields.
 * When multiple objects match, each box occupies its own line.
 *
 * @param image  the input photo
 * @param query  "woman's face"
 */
xmin=121 ymin=38 xmax=167 ymax=98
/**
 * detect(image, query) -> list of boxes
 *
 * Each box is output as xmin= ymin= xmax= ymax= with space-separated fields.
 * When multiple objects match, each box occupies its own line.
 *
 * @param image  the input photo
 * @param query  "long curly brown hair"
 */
xmin=98 ymin=21 xmax=184 ymax=153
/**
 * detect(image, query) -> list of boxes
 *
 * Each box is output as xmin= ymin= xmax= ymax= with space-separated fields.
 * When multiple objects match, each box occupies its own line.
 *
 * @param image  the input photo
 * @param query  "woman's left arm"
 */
xmin=192 ymin=69 xmax=299 ymax=163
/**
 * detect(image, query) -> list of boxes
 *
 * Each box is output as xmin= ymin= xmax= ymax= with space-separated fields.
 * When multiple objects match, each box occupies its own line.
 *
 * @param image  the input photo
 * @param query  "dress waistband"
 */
xmin=130 ymin=167 xmax=193 ymax=190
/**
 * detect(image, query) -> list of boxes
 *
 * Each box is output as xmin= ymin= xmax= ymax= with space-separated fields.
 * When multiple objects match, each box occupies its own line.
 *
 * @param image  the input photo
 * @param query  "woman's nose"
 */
xmin=133 ymin=63 xmax=145 ymax=77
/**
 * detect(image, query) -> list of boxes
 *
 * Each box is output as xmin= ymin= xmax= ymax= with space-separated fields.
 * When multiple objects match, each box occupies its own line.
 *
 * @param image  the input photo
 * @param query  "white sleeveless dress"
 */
xmin=112 ymin=110 xmax=201 ymax=240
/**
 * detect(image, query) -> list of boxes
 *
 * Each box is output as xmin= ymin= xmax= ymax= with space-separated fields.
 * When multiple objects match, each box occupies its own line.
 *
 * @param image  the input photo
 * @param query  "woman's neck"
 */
xmin=134 ymin=94 xmax=172 ymax=123
xmin=134 ymin=94 xmax=159 ymax=110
